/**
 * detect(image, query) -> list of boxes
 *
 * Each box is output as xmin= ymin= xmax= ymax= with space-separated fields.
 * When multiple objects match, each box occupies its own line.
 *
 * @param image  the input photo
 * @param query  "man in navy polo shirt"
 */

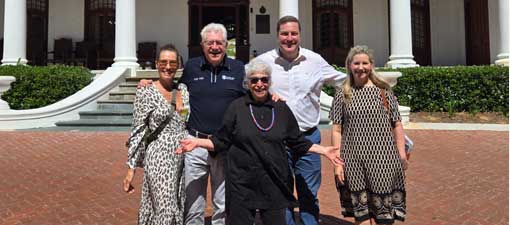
xmin=180 ymin=23 xmax=245 ymax=225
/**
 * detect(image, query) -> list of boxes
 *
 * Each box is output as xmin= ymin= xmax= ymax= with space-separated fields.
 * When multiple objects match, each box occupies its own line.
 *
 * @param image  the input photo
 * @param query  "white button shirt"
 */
xmin=257 ymin=48 xmax=347 ymax=131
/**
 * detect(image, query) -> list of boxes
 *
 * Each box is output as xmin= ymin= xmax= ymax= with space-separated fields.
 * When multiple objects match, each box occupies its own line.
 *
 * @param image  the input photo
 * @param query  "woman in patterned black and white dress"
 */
xmin=123 ymin=44 xmax=188 ymax=224
xmin=329 ymin=45 xmax=408 ymax=225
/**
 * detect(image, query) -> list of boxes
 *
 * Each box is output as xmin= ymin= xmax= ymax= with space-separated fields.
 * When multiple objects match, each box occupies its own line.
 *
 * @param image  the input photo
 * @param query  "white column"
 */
xmin=280 ymin=0 xmax=299 ymax=18
xmin=386 ymin=0 xmax=417 ymax=68
xmin=112 ymin=0 xmax=139 ymax=69
xmin=1 ymin=0 xmax=27 ymax=65
xmin=495 ymin=0 xmax=509 ymax=65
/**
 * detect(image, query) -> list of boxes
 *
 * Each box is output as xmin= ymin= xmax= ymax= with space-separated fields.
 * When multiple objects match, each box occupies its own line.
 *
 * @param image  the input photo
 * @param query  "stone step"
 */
xmin=125 ymin=76 xmax=159 ymax=83
xmin=118 ymin=83 xmax=138 ymax=92
xmin=135 ymin=70 xmax=159 ymax=78
xmin=55 ymin=118 xmax=132 ymax=127
xmin=109 ymin=91 xmax=136 ymax=100
xmin=135 ymin=69 xmax=183 ymax=78
xmin=79 ymin=110 xmax=133 ymax=120
xmin=53 ymin=69 xmax=183 ymax=131
xmin=97 ymin=100 xmax=134 ymax=111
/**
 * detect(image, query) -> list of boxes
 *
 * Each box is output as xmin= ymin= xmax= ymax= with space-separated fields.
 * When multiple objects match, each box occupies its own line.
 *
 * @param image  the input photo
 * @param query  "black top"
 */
xmin=179 ymin=56 xmax=246 ymax=134
xmin=211 ymin=93 xmax=314 ymax=209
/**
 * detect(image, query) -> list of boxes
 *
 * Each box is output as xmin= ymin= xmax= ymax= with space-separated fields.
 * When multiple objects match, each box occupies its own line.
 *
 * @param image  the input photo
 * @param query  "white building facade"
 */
xmin=0 ymin=0 xmax=508 ymax=69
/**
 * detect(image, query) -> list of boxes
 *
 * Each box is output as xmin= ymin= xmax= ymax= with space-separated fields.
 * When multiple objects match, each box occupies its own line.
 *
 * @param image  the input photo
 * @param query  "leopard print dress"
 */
xmin=127 ymin=84 xmax=189 ymax=225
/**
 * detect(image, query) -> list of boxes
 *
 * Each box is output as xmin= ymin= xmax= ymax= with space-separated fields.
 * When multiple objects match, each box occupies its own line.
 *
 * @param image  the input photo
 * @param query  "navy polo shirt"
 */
xmin=179 ymin=56 xmax=246 ymax=134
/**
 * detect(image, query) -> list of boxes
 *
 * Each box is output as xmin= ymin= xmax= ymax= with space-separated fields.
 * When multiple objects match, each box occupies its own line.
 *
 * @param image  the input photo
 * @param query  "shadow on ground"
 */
xmin=203 ymin=214 xmax=355 ymax=225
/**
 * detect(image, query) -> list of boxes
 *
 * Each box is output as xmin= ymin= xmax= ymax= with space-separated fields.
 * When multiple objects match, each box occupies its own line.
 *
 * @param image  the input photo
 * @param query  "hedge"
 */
xmin=0 ymin=65 xmax=93 ymax=109
xmin=324 ymin=65 xmax=509 ymax=114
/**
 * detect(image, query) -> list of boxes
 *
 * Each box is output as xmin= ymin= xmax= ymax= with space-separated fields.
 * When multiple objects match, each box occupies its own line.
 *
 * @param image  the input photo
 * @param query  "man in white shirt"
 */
xmin=256 ymin=15 xmax=346 ymax=225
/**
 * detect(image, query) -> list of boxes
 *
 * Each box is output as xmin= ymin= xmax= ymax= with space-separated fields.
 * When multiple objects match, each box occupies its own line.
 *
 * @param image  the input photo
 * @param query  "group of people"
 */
xmin=123 ymin=15 xmax=408 ymax=225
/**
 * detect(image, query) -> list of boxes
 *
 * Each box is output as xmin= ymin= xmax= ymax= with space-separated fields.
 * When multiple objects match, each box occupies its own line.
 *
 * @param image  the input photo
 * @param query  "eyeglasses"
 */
xmin=157 ymin=60 xmax=179 ymax=68
xmin=249 ymin=77 xmax=269 ymax=84
xmin=203 ymin=40 xmax=226 ymax=47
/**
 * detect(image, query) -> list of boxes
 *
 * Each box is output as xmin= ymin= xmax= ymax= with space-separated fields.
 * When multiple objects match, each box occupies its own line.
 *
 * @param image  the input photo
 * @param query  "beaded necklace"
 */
xmin=249 ymin=104 xmax=275 ymax=132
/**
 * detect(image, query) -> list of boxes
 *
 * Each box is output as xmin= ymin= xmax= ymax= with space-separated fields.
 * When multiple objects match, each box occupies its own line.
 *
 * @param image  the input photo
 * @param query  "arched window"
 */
xmin=313 ymin=0 xmax=353 ymax=66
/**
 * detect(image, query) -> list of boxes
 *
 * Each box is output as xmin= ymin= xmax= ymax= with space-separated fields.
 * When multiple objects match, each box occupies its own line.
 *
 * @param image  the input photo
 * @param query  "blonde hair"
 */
xmin=343 ymin=45 xmax=390 ymax=102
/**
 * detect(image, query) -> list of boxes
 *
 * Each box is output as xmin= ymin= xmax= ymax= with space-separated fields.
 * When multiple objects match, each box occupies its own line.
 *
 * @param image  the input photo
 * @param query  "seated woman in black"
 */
xmin=177 ymin=60 xmax=343 ymax=225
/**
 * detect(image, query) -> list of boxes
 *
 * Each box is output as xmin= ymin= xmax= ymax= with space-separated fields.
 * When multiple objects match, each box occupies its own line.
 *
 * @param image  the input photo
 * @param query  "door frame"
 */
xmin=411 ymin=0 xmax=432 ymax=66
xmin=27 ymin=0 xmax=49 ymax=66
xmin=188 ymin=0 xmax=250 ymax=63
xmin=464 ymin=0 xmax=490 ymax=65
xmin=312 ymin=0 xmax=353 ymax=66
xmin=84 ymin=0 xmax=116 ymax=69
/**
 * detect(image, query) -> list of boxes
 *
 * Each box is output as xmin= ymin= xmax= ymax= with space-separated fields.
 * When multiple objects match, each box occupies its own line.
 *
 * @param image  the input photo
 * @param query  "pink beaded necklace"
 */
xmin=249 ymin=104 xmax=275 ymax=132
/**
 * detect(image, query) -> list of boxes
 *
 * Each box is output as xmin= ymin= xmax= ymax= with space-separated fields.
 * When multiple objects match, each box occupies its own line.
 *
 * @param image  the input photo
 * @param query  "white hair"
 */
xmin=243 ymin=60 xmax=272 ymax=89
xmin=200 ymin=23 xmax=228 ymax=43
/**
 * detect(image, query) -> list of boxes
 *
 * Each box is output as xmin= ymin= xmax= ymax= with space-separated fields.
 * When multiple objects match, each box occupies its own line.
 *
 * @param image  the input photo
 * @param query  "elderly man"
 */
xmin=256 ymin=16 xmax=347 ymax=225
xmin=180 ymin=23 xmax=246 ymax=225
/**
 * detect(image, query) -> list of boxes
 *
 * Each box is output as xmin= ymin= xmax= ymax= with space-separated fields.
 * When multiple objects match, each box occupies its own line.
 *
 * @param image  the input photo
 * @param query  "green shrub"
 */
xmin=393 ymin=66 xmax=508 ymax=114
xmin=323 ymin=65 xmax=509 ymax=114
xmin=0 ymin=65 xmax=93 ymax=109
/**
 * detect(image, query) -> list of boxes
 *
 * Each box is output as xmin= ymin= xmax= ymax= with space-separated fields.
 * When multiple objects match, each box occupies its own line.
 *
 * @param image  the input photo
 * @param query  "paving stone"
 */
xmin=0 ymin=130 xmax=507 ymax=225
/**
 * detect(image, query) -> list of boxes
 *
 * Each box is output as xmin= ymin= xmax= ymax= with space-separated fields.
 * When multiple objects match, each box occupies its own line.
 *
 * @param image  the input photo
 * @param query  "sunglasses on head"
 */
xmin=249 ymin=77 xmax=269 ymax=84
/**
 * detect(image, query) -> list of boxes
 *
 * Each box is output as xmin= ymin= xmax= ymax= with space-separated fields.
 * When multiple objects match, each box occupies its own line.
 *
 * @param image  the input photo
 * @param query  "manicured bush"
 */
xmin=393 ymin=66 xmax=508 ymax=114
xmin=323 ymin=65 xmax=509 ymax=114
xmin=0 ymin=65 xmax=93 ymax=109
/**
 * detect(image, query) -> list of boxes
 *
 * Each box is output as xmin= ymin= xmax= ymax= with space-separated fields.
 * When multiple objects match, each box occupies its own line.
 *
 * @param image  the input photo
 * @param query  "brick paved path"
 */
xmin=0 ymin=130 xmax=507 ymax=225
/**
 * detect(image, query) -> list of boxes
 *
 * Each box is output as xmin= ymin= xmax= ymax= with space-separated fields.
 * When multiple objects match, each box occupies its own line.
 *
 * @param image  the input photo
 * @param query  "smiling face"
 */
xmin=248 ymin=72 xmax=271 ymax=102
xmin=156 ymin=50 xmax=178 ymax=80
xmin=278 ymin=22 xmax=301 ymax=61
xmin=349 ymin=53 xmax=373 ymax=86
xmin=202 ymin=31 xmax=227 ymax=67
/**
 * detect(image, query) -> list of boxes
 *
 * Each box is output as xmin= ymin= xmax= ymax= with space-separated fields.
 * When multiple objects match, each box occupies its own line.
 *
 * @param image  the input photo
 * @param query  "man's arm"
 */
xmin=319 ymin=56 xmax=347 ymax=89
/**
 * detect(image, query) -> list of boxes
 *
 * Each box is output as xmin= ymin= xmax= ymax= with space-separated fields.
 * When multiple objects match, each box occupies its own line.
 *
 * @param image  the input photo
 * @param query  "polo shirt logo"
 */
xmin=222 ymin=75 xmax=235 ymax=80
xmin=193 ymin=77 xmax=205 ymax=81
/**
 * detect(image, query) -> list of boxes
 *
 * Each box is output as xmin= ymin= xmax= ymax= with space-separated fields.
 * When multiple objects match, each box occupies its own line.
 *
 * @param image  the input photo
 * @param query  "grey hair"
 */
xmin=243 ymin=60 xmax=272 ymax=89
xmin=200 ymin=23 xmax=228 ymax=43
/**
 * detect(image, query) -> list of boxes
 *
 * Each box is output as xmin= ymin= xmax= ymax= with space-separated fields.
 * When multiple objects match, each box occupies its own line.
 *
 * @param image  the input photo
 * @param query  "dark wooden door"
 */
xmin=411 ymin=0 xmax=431 ymax=66
xmin=464 ymin=0 xmax=490 ymax=65
xmin=313 ymin=0 xmax=353 ymax=67
xmin=27 ymin=0 xmax=48 ymax=66
xmin=188 ymin=0 xmax=250 ymax=63
xmin=85 ymin=0 xmax=115 ymax=69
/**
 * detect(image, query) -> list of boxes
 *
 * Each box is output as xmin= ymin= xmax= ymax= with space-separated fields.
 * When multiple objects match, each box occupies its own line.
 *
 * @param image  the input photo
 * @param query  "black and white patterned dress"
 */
xmin=127 ymin=84 xmax=189 ymax=225
xmin=329 ymin=85 xmax=406 ymax=224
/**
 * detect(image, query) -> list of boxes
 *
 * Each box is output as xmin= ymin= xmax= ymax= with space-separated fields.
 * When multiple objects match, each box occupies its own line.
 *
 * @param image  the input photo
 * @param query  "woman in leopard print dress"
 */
xmin=123 ymin=44 xmax=189 ymax=224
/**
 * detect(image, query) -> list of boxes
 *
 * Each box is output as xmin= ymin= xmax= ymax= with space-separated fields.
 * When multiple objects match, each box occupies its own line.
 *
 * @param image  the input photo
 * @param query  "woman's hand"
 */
xmin=400 ymin=156 xmax=409 ymax=171
xmin=176 ymin=138 xmax=200 ymax=154
xmin=123 ymin=169 xmax=136 ymax=194
xmin=137 ymin=79 xmax=153 ymax=89
xmin=308 ymin=144 xmax=343 ymax=166
xmin=334 ymin=166 xmax=345 ymax=185
xmin=324 ymin=146 xmax=343 ymax=166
